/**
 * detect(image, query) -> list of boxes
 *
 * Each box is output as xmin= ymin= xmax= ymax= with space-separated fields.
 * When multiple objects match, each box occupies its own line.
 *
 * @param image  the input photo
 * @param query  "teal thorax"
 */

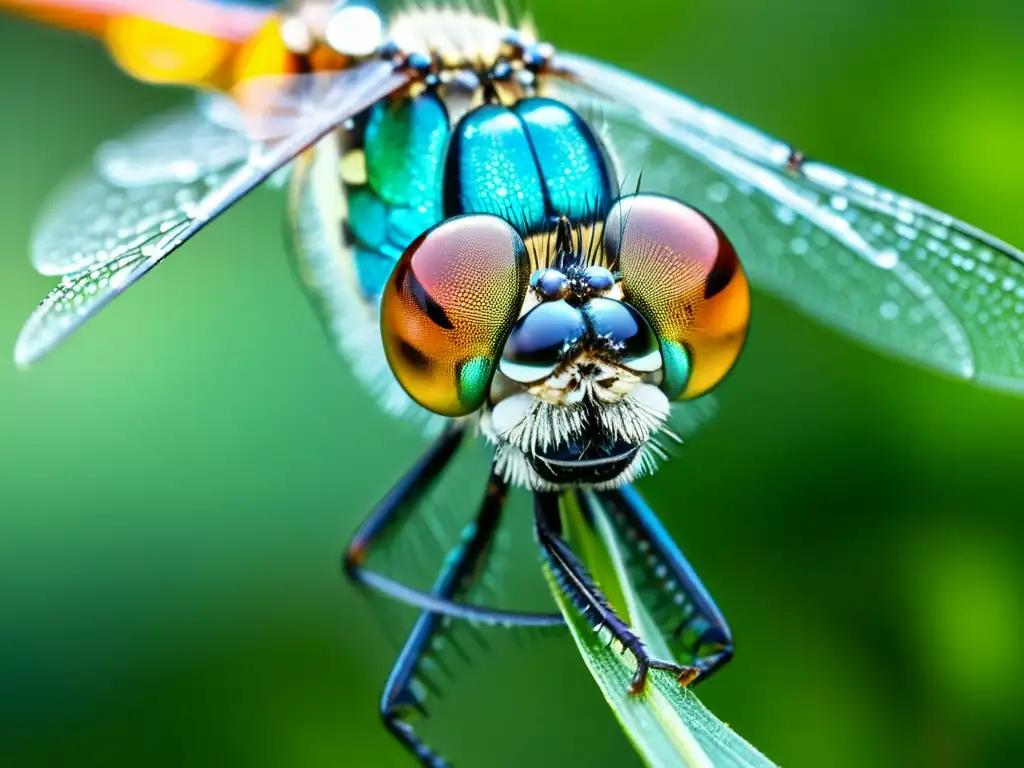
xmin=347 ymin=92 xmax=617 ymax=301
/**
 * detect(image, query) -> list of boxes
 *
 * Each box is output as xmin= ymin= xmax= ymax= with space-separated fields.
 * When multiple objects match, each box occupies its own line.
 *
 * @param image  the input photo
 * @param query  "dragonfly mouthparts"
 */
xmin=484 ymin=380 xmax=671 ymax=491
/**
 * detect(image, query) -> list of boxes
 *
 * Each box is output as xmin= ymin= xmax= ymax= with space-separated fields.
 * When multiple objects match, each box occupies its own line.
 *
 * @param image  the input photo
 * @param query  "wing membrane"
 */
xmin=551 ymin=53 xmax=1024 ymax=393
xmin=94 ymin=101 xmax=250 ymax=186
xmin=33 ymin=163 xmax=239 ymax=277
xmin=16 ymin=60 xmax=409 ymax=367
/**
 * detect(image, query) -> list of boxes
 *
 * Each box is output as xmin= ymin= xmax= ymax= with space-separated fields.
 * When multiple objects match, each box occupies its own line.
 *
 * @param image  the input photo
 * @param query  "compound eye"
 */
xmin=382 ymin=215 xmax=529 ymax=416
xmin=583 ymin=298 xmax=662 ymax=373
xmin=605 ymin=194 xmax=750 ymax=399
xmin=500 ymin=300 xmax=587 ymax=383
xmin=581 ymin=265 xmax=616 ymax=293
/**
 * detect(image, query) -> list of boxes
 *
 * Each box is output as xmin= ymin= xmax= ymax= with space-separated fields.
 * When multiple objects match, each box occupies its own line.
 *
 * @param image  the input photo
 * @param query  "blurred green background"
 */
xmin=2 ymin=1 xmax=1023 ymax=766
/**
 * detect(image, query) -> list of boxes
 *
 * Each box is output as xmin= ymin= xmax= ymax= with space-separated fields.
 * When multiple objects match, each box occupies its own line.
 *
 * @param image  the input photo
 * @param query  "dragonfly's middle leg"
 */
xmin=380 ymin=474 xmax=536 ymax=768
xmin=589 ymin=487 xmax=734 ymax=680
xmin=343 ymin=424 xmax=562 ymax=628
xmin=534 ymin=493 xmax=699 ymax=694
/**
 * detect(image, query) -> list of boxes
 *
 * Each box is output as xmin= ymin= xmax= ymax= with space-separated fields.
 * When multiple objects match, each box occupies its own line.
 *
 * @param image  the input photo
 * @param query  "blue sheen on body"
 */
xmin=444 ymin=98 xmax=615 ymax=236
xmin=443 ymin=104 xmax=548 ymax=231
xmin=350 ymin=93 xmax=449 ymax=301
xmin=349 ymin=92 xmax=616 ymax=300
xmin=516 ymin=98 xmax=613 ymax=223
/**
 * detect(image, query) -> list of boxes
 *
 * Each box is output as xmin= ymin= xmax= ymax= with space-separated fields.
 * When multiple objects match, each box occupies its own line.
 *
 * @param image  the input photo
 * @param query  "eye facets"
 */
xmin=381 ymin=214 xmax=529 ymax=416
xmin=606 ymin=193 xmax=750 ymax=400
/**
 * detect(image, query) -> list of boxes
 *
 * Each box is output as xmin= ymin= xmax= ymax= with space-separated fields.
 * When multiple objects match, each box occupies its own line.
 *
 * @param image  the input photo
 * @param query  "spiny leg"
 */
xmin=590 ymin=486 xmax=734 ymax=680
xmin=382 ymin=473 xmax=523 ymax=768
xmin=343 ymin=424 xmax=563 ymax=627
xmin=533 ymin=492 xmax=698 ymax=694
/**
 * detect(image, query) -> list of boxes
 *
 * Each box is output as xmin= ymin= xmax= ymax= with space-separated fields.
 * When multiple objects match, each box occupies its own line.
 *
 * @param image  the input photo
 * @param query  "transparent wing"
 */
xmin=95 ymin=99 xmax=250 ymax=186
xmin=32 ymin=94 xmax=283 ymax=277
xmin=32 ymin=161 xmax=242 ymax=277
xmin=16 ymin=60 xmax=409 ymax=367
xmin=551 ymin=54 xmax=1024 ymax=394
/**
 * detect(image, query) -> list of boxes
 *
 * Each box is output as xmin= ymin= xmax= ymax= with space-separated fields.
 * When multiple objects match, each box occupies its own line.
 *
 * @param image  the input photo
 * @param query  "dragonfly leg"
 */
xmin=381 ymin=474 xmax=517 ymax=768
xmin=591 ymin=487 xmax=734 ymax=680
xmin=534 ymin=493 xmax=699 ymax=694
xmin=343 ymin=424 xmax=563 ymax=627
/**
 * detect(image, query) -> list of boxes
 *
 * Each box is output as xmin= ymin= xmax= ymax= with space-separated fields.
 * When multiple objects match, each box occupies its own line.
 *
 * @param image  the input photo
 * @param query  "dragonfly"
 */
xmin=7 ymin=1 xmax=1024 ymax=765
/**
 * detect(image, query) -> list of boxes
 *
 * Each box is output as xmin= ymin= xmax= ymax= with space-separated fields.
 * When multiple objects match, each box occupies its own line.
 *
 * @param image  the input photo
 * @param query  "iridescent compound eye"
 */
xmin=605 ymin=194 xmax=750 ymax=399
xmin=382 ymin=215 xmax=530 ymax=416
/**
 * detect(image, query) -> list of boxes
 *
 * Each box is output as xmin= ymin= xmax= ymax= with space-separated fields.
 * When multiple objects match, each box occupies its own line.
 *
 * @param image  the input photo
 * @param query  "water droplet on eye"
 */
xmin=789 ymin=237 xmax=808 ymax=256
xmin=829 ymin=195 xmax=849 ymax=211
xmin=879 ymin=301 xmax=900 ymax=320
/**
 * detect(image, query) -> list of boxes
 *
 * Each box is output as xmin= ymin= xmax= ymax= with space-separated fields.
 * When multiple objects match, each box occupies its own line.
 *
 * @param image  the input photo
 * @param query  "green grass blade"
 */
xmin=544 ymin=491 xmax=777 ymax=768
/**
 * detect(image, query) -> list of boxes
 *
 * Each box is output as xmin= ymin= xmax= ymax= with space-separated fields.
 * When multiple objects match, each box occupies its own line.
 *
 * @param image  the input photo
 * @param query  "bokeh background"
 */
xmin=2 ymin=1 xmax=1023 ymax=766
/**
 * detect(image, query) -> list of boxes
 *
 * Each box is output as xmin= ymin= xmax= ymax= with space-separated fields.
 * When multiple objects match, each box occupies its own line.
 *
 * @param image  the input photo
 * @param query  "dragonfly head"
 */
xmin=486 ymin=286 xmax=670 ymax=487
xmin=382 ymin=196 xmax=750 ymax=490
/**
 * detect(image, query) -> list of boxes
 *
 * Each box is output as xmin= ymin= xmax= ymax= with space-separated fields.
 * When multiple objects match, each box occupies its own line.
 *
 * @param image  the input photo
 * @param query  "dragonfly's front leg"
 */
xmin=534 ymin=493 xmax=699 ymax=694
xmin=342 ymin=423 xmax=563 ymax=627
xmin=591 ymin=487 xmax=734 ymax=680
xmin=381 ymin=474 xmax=524 ymax=768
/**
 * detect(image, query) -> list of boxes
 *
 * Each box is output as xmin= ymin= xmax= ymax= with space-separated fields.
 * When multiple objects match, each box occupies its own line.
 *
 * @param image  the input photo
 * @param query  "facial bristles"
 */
xmin=482 ymin=382 xmax=676 ymax=491
xmin=490 ymin=437 xmax=668 ymax=492
xmin=389 ymin=2 xmax=535 ymax=67
xmin=526 ymin=352 xmax=642 ymax=407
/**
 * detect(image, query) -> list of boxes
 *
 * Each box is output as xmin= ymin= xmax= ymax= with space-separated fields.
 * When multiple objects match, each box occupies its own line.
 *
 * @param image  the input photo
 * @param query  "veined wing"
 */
xmin=16 ymin=59 xmax=410 ymax=368
xmin=95 ymin=99 xmax=251 ymax=186
xmin=33 ymin=104 xmax=253 ymax=277
xmin=551 ymin=54 xmax=1024 ymax=394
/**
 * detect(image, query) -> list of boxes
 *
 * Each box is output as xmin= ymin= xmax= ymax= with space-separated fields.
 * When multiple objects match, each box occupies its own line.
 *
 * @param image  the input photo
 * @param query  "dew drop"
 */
xmin=775 ymin=205 xmax=797 ymax=226
xmin=875 ymin=248 xmax=899 ymax=269
xmin=707 ymin=181 xmax=729 ymax=203
xmin=879 ymin=301 xmax=900 ymax=320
